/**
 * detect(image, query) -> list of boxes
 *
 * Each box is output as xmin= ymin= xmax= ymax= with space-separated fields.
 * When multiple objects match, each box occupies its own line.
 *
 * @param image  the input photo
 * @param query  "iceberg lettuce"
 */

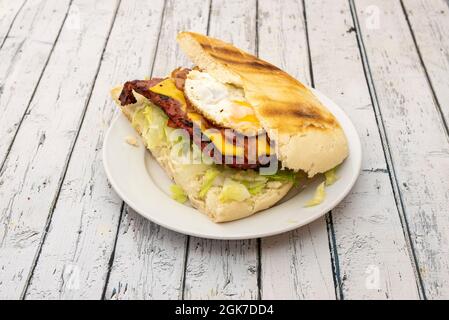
xmin=305 ymin=182 xmax=326 ymax=207
xmin=265 ymin=169 xmax=299 ymax=184
xmin=324 ymin=168 xmax=338 ymax=186
xmin=219 ymin=178 xmax=251 ymax=203
xmin=170 ymin=184 xmax=187 ymax=203
xmin=199 ymin=168 xmax=220 ymax=199
xmin=132 ymin=104 xmax=169 ymax=149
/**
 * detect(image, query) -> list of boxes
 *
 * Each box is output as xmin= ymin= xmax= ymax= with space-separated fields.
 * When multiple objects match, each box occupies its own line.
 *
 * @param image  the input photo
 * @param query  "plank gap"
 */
xmin=149 ymin=0 xmax=169 ymax=81
xmin=21 ymin=0 xmax=122 ymax=299
xmin=302 ymin=0 xmax=342 ymax=299
xmin=101 ymin=202 xmax=126 ymax=300
xmin=325 ymin=213 xmax=344 ymax=300
xmin=0 ymin=0 xmax=27 ymax=50
xmin=399 ymin=0 xmax=449 ymax=140
xmin=348 ymin=0 xmax=426 ymax=299
xmin=0 ymin=0 xmax=75 ymax=175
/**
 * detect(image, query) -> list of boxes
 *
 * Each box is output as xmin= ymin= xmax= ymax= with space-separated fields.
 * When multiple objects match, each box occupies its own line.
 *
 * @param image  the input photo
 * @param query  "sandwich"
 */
xmin=110 ymin=32 xmax=348 ymax=222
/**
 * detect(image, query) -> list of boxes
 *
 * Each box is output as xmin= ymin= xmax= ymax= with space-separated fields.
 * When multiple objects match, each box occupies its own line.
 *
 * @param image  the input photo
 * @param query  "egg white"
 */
xmin=184 ymin=70 xmax=263 ymax=135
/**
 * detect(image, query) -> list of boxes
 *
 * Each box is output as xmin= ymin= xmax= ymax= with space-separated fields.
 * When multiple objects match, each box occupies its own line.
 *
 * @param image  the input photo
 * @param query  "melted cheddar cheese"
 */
xmin=149 ymin=79 xmax=187 ymax=111
xmin=204 ymin=131 xmax=245 ymax=158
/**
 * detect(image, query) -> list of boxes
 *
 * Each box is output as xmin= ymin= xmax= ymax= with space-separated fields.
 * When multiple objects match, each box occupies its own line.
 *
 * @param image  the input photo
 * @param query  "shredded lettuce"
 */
xmin=229 ymin=170 xmax=267 ymax=195
xmin=265 ymin=170 xmax=299 ymax=185
xmin=324 ymin=167 xmax=338 ymax=186
xmin=243 ymin=179 xmax=267 ymax=195
xmin=199 ymin=168 xmax=220 ymax=199
xmin=168 ymin=130 xmax=192 ymax=164
xmin=232 ymin=169 xmax=267 ymax=182
xmin=305 ymin=182 xmax=326 ymax=207
xmin=164 ymin=125 xmax=175 ymax=143
xmin=131 ymin=106 xmax=147 ymax=128
xmin=170 ymin=184 xmax=187 ymax=203
xmin=219 ymin=178 xmax=251 ymax=203
xmin=144 ymin=105 xmax=169 ymax=148
xmin=132 ymin=104 xmax=169 ymax=149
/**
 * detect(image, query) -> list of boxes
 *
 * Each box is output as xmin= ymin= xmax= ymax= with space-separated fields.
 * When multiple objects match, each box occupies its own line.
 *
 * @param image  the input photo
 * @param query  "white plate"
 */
xmin=103 ymin=88 xmax=362 ymax=240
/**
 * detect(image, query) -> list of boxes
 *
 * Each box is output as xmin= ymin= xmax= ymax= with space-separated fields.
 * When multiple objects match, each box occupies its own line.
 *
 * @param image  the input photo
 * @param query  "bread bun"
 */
xmin=177 ymin=32 xmax=348 ymax=177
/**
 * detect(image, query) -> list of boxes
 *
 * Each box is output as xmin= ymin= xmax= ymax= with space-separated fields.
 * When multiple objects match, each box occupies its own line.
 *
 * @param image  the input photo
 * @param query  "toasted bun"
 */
xmin=177 ymin=32 xmax=348 ymax=177
xmin=111 ymin=87 xmax=292 ymax=222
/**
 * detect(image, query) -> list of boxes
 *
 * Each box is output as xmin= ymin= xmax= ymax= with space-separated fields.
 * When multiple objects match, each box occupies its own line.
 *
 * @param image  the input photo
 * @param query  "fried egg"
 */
xmin=184 ymin=70 xmax=263 ymax=135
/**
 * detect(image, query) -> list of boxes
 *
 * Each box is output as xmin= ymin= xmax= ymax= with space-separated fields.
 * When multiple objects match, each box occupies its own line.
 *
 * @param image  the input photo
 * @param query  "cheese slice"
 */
xmin=149 ymin=79 xmax=186 ymax=111
xmin=187 ymin=112 xmax=206 ymax=130
xmin=204 ymin=132 xmax=272 ymax=158
xmin=204 ymin=130 xmax=245 ymax=157
xmin=256 ymin=137 xmax=272 ymax=157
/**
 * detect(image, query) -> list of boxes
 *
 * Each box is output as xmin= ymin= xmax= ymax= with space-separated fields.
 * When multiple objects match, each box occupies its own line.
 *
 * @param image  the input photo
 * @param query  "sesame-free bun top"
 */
xmin=177 ymin=31 xmax=349 ymax=177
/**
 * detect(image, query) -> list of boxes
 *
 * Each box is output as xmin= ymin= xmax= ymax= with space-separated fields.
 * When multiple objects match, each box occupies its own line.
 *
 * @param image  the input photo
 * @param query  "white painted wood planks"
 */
xmin=0 ymin=0 xmax=120 ymax=299
xmin=25 ymin=0 xmax=165 ymax=299
xmin=354 ymin=0 xmax=449 ymax=299
xmin=307 ymin=0 xmax=419 ymax=299
xmin=0 ymin=0 xmax=26 ymax=47
xmin=402 ymin=0 xmax=449 ymax=127
xmin=0 ymin=0 xmax=71 ymax=165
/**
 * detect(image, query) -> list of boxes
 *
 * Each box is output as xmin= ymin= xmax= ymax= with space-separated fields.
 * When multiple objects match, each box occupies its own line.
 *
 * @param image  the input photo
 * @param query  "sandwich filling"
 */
xmin=125 ymin=100 xmax=298 ymax=206
xmin=119 ymin=68 xmax=275 ymax=170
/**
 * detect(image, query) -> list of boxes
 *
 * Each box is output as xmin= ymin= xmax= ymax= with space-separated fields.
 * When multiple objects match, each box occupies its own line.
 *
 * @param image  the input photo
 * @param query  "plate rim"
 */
xmin=103 ymin=88 xmax=362 ymax=240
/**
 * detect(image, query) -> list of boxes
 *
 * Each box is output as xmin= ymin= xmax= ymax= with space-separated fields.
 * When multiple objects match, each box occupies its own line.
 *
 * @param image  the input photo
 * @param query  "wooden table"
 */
xmin=0 ymin=0 xmax=448 ymax=300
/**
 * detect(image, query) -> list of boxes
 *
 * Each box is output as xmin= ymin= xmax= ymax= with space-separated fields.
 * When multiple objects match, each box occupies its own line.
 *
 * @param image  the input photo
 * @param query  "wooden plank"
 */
xmin=185 ymin=239 xmax=258 ymax=300
xmin=0 ymin=0 xmax=120 ymax=299
xmin=104 ymin=0 xmax=211 ymax=300
xmin=24 ymin=0 xmax=165 ymax=299
xmin=0 ymin=0 xmax=71 ymax=166
xmin=183 ymin=0 xmax=259 ymax=300
xmin=0 ymin=0 xmax=26 ymax=47
xmin=354 ymin=0 xmax=449 ymax=299
xmin=261 ymin=222 xmax=335 ymax=299
xmin=306 ymin=0 xmax=420 ymax=299
xmin=105 ymin=208 xmax=188 ymax=300
xmin=401 ymin=0 xmax=449 ymax=126
xmin=257 ymin=0 xmax=336 ymax=300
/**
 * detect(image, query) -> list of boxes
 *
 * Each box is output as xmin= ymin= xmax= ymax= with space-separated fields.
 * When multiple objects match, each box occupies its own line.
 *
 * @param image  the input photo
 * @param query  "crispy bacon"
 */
xmin=118 ymin=69 xmax=274 ymax=169
xmin=119 ymin=78 xmax=195 ymax=133
xmin=171 ymin=67 xmax=190 ymax=91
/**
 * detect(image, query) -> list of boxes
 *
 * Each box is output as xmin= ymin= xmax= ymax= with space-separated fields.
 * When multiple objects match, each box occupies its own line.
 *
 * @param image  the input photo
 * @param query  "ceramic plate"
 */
xmin=103 ymin=88 xmax=362 ymax=239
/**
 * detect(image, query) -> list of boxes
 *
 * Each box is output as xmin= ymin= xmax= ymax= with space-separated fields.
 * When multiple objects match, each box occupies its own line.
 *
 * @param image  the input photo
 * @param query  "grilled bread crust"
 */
xmin=177 ymin=32 xmax=348 ymax=176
